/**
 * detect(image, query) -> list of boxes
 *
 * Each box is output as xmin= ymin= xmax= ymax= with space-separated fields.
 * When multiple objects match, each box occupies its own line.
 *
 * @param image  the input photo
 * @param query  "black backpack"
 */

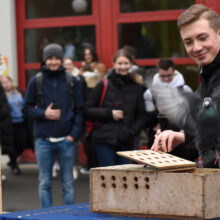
xmin=36 ymin=72 xmax=75 ymax=110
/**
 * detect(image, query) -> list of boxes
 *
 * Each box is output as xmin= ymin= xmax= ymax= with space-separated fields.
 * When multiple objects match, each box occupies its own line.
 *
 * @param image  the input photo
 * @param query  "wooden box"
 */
xmin=90 ymin=150 xmax=220 ymax=219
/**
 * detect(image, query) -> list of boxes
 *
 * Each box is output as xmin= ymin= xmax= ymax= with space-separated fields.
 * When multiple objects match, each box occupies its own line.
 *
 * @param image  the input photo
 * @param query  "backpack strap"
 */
xmin=65 ymin=72 xmax=75 ymax=111
xmin=99 ymin=78 xmax=108 ymax=107
xmin=36 ymin=72 xmax=43 ymax=106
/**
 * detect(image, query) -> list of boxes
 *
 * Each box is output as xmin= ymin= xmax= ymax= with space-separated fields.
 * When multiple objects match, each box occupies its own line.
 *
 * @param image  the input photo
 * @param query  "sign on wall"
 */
xmin=0 ymin=54 xmax=8 ymax=76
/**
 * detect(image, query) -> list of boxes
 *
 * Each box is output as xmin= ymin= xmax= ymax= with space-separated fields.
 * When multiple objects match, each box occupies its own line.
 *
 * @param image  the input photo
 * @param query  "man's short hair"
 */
xmin=177 ymin=4 xmax=220 ymax=32
xmin=157 ymin=59 xmax=175 ymax=71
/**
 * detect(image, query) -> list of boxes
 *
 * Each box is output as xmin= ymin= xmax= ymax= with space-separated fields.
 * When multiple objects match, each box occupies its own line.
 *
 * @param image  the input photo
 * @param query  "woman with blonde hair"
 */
xmin=1 ymin=76 xmax=34 ymax=174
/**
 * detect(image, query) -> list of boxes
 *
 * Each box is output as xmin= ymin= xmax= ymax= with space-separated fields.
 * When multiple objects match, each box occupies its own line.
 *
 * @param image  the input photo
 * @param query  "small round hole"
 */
xmin=134 ymin=177 xmax=138 ymax=182
xmin=100 ymin=175 xmax=105 ymax=180
xmin=123 ymin=176 xmax=127 ymax=181
xmin=123 ymin=184 xmax=127 ymax=189
xmin=145 ymin=177 xmax=149 ymax=182
xmin=134 ymin=184 xmax=139 ymax=189
xmin=112 ymin=183 xmax=116 ymax=188
xmin=145 ymin=184 xmax=150 ymax=190
xmin=102 ymin=183 xmax=106 ymax=188
xmin=111 ymin=176 xmax=116 ymax=181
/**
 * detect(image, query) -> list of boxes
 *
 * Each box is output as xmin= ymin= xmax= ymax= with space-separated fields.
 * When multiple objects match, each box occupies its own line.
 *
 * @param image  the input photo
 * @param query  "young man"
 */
xmin=144 ymin=58 xmax=192 ymax=113
xmin=152 ymin=4 xmax=220 ymax=158
xmin=24 ymin=43 xmax=83 ymax=208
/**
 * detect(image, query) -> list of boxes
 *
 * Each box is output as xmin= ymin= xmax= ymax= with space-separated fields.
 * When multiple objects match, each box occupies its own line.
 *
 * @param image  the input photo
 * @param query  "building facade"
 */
xmin=1 ymin=0 xmax=220 ymax=90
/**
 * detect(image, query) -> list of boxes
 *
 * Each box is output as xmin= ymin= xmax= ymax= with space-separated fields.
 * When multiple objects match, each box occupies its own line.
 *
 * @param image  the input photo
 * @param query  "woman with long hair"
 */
xmin=1 ymin=76 xmax=33 ymax=174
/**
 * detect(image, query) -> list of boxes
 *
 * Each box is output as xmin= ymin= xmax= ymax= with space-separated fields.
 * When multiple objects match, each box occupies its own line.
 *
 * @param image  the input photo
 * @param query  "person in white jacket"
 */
xmin=143 ymin=58 xmax=192 ymax=147
xmin=144 ymin=58 xmax=192 ymax=112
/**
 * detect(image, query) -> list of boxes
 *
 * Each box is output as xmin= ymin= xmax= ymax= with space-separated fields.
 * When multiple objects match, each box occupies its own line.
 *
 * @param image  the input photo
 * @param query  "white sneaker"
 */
xmin=2 ymin=174 xmax=6 ymax=181
xmin=80 ymin=167 xmax=90 ymax=175
xmin=52 ymin=161 xmax=60 ymax=178
xmin=73 ymin=166 xmax=79 ymax=180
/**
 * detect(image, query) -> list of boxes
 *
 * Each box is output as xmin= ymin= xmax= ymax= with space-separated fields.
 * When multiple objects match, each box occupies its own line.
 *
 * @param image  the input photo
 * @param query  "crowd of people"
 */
xmin=0 ymin=3 xmax=219 ymax=208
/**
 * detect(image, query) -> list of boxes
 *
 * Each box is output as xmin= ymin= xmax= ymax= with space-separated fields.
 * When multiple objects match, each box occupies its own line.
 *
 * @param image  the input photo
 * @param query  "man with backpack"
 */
xmin=23 ymin=43 xmax=83 ymax=208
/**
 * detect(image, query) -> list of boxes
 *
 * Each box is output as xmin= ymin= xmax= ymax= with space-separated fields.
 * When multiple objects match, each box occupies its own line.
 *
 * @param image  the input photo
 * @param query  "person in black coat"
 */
xmin=84 ymin=49 xmax=146 ymax=166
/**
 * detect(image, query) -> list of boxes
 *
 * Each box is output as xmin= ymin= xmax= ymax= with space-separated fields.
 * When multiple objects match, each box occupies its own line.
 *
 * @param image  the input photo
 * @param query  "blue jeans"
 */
xmin=35 ymin=138 xmax=75 ymax=208
xmin=95 ymin=143 xmax=131 ymax=166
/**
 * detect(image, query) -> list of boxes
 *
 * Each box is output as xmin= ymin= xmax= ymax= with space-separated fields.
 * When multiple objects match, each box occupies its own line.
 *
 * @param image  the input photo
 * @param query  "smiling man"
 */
xmin=151 ymin=4 xmax=220 ymax=164
xmin=24 ymin=43 xmax=83 ymax=208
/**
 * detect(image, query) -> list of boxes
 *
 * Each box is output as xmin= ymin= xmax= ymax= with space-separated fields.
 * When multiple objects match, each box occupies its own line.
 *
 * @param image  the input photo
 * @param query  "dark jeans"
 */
xmin=95 ymin=143 xmax=131 ymax=167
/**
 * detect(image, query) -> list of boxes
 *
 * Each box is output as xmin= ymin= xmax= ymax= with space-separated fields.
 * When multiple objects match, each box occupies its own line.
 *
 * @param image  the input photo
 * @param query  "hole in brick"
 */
xmin=101 ymin=183 xmax=106 ymax=188
xmin=151 ymin=162 xmax=155 ymax=164
xmin=111 ymin=176 xmax=116 ymax=181
xmin=134 ymin=177 xmax=138 ymax=182
xmin=123 ymin=184 xmax=127 ymax=189
xmin=140 ymin=158 xmax=144 ymax=160
xmin=100 ymin=175 xmax=105 ymax=180
xmin=145 ymin=177 xmax=149 ymax=182
xmin=134 ymin=184 xmax=139 ymax=189
xmin=155 ymin=157 xmax=159 ymax=159
xmin=112 ymin=183 xmax=116 ymax=188
xmin=173 ymin=160 xmax=177 ymax=162
xmin=123 ymin=176 xmax=127 ymax=181
xmin=165 ymin=161 xmax=170 ymax=163
xmin=145 ymin=184 xmax=150 ymax=190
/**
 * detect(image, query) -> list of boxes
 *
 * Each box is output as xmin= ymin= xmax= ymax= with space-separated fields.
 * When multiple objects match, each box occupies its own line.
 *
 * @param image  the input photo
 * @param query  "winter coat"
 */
xmin=184 ymin=51 xmax=220 ymax=156
xmin=0 ymin=84 xmax=15 ymax=154
xmin=84 ymin=69 xmax=146 ymax=148
xmin=144 ymin=70 xmax=192 ymax=112
xmin=23 ymin=66 xmax=83 ymax=139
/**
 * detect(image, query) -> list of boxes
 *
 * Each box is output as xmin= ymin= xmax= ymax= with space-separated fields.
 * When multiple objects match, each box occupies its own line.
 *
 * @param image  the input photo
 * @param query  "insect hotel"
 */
xmin=90 ymin=150 xmax=220 ymax=219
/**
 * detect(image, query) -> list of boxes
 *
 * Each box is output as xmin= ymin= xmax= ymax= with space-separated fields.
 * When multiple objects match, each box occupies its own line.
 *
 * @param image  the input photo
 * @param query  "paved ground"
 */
xmin=1 ymin=156 xmax=90 ymax=212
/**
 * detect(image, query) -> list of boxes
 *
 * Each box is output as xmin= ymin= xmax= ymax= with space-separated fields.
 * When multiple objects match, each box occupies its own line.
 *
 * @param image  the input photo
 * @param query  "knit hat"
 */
xmin=43 ymin=43 xmax=63 ymax=62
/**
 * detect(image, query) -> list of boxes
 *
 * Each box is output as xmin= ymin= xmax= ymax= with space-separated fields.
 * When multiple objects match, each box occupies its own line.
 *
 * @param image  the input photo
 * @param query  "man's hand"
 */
xmin=44 ymin=103 xmax=61 ymax=120
xmin=66 ymin=135 xmax=75 ymax=142
xmin=112 ymin=110 xmax=124 ymax=121
xmin=151 ymin=129 xmax=185 ymax=153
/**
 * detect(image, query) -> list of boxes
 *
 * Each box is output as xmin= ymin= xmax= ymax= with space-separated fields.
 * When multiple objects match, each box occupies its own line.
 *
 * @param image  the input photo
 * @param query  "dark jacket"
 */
xmin=23 ymin=66 xmax=83 ymax=139
xmin=183 ymin=51 xmax=220 ymax=165
xmin=0 ymin=84 xmax=15 ymax=154
xmin=84 ymin=69 xmax=146 ymax=147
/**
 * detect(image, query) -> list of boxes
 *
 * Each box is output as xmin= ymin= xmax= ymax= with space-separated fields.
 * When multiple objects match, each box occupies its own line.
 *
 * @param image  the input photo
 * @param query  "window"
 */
xmin=120 ymin=0 xmax=195 ymax=13
xmin=118 ymin=21 xmax=187 ymax=59
xmin=25 ymin=26 xmax=95 ymax=63
xmin=26 ymin=0 xmax=92 ymax=18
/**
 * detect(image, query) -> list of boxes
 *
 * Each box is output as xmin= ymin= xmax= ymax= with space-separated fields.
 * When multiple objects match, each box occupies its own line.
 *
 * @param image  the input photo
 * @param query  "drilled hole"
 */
xmin=123 ymin=184 xmax=127 ymax=189
xmin=145 ymin=184 xmax=150 ymax=190
xmin=165 ymin=161 xmax=170 ymax=163
xmin=123 ymin=176 xmax=127 ymax=181
xmin=101 ymin=183 xmax=106 ymax=188
xmin=112 ymin=183 xmax=116 ymax=188
xmin=111 ymin=176 xmax=116 ymax=181
xmin=100 ymin=175 xmax=105 ymax=180
xmin=134 ymin=184 xmax=139 ymax=189
xmin=145 ymin=177 xmax=149 ymax=182
xmin=134 ymin=177 xmax=138 ymax=182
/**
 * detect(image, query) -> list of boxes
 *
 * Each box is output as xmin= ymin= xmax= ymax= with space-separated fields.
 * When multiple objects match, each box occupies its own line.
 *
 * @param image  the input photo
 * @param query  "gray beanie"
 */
xmin=43 ymin=43 xmax=63 ymax=62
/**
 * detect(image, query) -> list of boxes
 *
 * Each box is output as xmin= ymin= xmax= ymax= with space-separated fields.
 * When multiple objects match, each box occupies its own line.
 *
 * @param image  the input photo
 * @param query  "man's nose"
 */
xmin=193 ymin=41 xmax=202 ymax=52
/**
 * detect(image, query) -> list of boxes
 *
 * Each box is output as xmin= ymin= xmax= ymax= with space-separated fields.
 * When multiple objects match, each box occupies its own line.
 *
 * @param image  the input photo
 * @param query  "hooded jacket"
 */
xmin=84 ymin=69 xmax=146 ymax=147
xmin=144 ymin=70 xmax=192 ymax=112
xmin=23 ymin=66 xmax=83 ymax=139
